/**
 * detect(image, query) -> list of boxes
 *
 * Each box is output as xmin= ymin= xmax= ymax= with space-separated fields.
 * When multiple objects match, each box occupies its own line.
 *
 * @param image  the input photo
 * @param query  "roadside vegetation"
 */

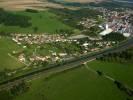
xmin=0 ymin=81 xmax=30 ymax=100
xmin=97 ymin=47 xmax=133 ymax=63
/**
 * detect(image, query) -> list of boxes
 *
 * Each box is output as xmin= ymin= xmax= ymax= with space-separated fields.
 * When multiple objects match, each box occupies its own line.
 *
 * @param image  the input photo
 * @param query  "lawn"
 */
xmin=0 ymin=11 xmax=72 ymax=33
xmin=0 ymin=36 xmax=24 ymax=71
xmin=88 ymin=61 xmax=133 ymax=88
xmin=14 ymin=66 xmax=129 ymax=100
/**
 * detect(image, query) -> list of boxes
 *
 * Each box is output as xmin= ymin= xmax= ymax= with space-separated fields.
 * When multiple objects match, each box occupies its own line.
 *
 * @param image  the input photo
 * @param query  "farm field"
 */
xmin=12 ymin=61 xmax=133 ymax=100
xmin=0 ymin=36 xmax=24 ymax=71
xmin=0 ymin=11 xmax=72 ymax=33
xmin=88 ymin=61 xmax=133 ymax=88
xmin=0 ymin=1 xmax=132 ymax=100
xmin=0 ymin=0 xmax=63 ymax=11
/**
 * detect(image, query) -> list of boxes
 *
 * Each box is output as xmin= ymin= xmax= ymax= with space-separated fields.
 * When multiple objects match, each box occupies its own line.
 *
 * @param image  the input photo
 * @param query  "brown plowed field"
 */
xmin=0 ymin=0 xmax=63 ymax=11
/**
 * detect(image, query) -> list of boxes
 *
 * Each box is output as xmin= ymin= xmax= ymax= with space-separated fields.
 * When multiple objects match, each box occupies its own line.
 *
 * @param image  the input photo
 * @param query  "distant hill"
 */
xmin=89 ymin=0 xmax=133 ymax=8
xmin=62 ymin=0 xmax=106 ymax=3
xmin=113 ymin=0 xmax=133 ymax=3
xmin=49 ymin=0 xmax=133 ymax=9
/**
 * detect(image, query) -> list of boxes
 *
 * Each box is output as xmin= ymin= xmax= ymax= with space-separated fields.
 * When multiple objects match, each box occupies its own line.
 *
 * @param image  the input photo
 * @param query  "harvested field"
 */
xmin=0 ymin=0 xmax=106 ymax=11
xmin=0 ymin=0 xmax=63 ymax=11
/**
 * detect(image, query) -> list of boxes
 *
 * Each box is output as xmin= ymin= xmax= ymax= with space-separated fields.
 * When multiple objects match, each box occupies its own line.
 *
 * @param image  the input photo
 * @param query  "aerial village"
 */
xmin=78 ymin=7 xmax=133 ymax=37
xmin=10 ymin=7 xmax=133 ymax=68
xmin=11 ymin=33 xmax=116 ymax=67
xmin=99 ymin=8 xmax=133 ymax=36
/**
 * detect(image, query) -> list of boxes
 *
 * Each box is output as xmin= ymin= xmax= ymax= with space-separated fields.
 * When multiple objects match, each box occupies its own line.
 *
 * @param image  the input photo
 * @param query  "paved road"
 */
xmin=0 ymin=38 xmax=133 ymax=90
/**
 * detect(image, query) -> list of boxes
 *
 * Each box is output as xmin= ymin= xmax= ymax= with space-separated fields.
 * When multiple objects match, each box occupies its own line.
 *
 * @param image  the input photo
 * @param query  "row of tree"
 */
xmin=97 ymin=47 xmax=133 ymax=63
xmin=114 ymin=80 xmax=133 ymax=97
xmin=102 ymin=32 xmax=126 ymax=42
xmin=0 ymin=81 xmax=29 ymax=100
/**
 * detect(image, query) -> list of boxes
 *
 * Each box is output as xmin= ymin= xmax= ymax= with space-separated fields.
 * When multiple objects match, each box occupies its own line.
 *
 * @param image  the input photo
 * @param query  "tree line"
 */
xmin=97 ymin=47 xmax=133 ymax=63
xmin=102 ymin=32 xmax=126 ymax=42
xmin=0 ymin=81 xmax=30 ymax=100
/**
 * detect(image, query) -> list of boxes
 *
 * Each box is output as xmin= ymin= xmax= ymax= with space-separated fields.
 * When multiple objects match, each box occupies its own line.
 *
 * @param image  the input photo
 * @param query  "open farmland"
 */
xmin=0 ymin=11 xmax=72 ymax=33
xmin=0 ymin=0 xmax=63 ymax=11
xmin=1 ymin=61 xmax=131 ymax=100
xmin=0 ymin=0 xmax=132 ymax=100
xmin=0 ymin=36 xmax=24 ymax=71
xmin=88 ymin=61 xmax=133 ymax=88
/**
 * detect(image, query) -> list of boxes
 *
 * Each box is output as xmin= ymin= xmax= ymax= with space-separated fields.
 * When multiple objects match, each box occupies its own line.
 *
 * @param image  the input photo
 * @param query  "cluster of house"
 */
xmin=83 ymin=40 xmax=116 ymax=50
xmin=69 ymin=34 xmax=116 ymax=51
xmin=18 ymin=52 xmax=68 ymax=65
xmin=14 ymin=34 xmax=114 ymax=65
xmin=99 ymin=8 xmax=133 ymax=37
xmin=12 ymin=34 xmax=67 ymax=45
xmin=18 ymin=53 xmax=26 ymax=62
xmin=10 ymin=31 xmax=118 ymax=65
xmin=96 ymin=41 xmax=116 ymax=47
xmin=78 ymin=18 xmax=97 ymax=29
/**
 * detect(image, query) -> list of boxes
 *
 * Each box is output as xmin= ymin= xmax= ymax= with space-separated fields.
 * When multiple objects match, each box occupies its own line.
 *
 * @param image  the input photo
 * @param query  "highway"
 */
xmin=0 ymin=38 xmax=133 ymax=90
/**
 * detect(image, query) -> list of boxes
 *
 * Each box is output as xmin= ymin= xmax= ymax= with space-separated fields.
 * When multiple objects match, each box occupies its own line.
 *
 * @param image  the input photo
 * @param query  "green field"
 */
xmin=88 ymin=61 xmax=133 ymax=88
xmin=11 ymin=61 xmax=133 ymax=100
xmin=0 ymin=11 xmax=72 ymax=33
xmin=0 ymin=36 xmax=24 ymax=71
